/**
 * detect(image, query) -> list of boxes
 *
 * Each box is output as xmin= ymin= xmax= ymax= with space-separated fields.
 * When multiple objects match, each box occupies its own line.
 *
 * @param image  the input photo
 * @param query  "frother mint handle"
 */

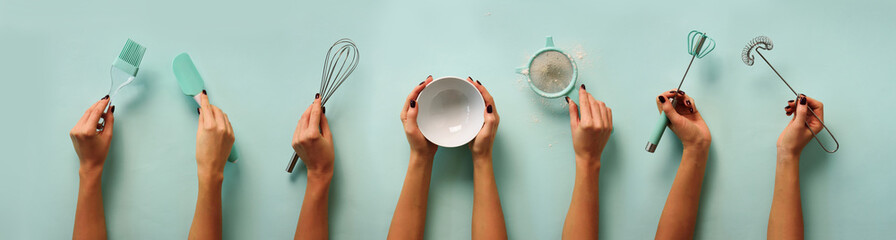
xmin=646 ymin=112 xmax=670 ymax=153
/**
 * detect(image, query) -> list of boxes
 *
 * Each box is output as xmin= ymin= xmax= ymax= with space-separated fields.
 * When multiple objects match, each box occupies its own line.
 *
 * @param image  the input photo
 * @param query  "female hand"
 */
xmin=568 ymin=85 xmax=612 ymax=161
xmin=196 ymin=92 xmax=234 ymax=179
xmin=400 ymin=75 xmax=438 ymax=158
xmin=468 ymin=77 xmax=499 ymax=159
xmin=292 ymin=93 xmax=335 ymax=177
xmin=656 ymin=90 xmax=711 ymax=150
xmin=70 ymin=95 xmax=114 ymax=172
xmin=778 ymin=94 xmax=824 ymax=156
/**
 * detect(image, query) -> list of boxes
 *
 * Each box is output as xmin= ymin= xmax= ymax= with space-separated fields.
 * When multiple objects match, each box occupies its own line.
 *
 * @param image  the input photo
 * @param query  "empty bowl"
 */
xmin=416 ymin=76 xmax=486 ymax=147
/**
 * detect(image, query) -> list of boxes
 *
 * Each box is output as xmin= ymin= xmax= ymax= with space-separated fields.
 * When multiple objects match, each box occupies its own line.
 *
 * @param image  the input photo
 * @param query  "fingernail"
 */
xmin=686 ymin=100 xmax=691 ymax=106
xmin=197 ymin=108 xmax=201 ymax=114
xmin=581 ymin=84 xmax=586 ymax=90
xmin=800 ymin=97 xmax=807 ymax=105
xmin=788 ymin=100 xmax=794 ymax=103
xmin=678 ymin=90 xmax=685 ymax=95
xmin=689 ymin=108 xmax=695 ymax=113
xmin=202 ymin=90 xmax=207 ymax=95
xmin=410 ymin=100 xmax=416 ymax=108
xmin=322 ymin=107 xmax=326 ymax=114
xmin=565 ymin=97 xmax=570 ymax=103
xmin=110 ymin=105 xmax=116 ymax=113
xmin=315 ymin=93 xmax=320 ymax=99
xmin=487 ymin=105 xmax=493 ymax=113
xmin=670 ymin=91 xmax=676 ymax=93
xmin=102 ymin=95 xmax=109 ymax=100
xmin=427 ymin=75 xmax=433 ymax=80
xmin=419 ymin=81 xmax=425 ymax=85
xmin=658 ymin=96 xmax=666 ymax=103
xmin=785 ymin=106 xmax=791 ymax=109
xmin=476 ymin=80 xmax=482 ymax=85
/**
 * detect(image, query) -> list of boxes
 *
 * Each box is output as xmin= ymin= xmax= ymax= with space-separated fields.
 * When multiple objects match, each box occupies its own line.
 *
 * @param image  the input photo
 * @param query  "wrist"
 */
xmin=575 ymin=155 xmax=601 ymax=171
xmin=776 ymin=149 xmax=801 ymax=164
xmin=78 ymin=164 xmax=104 ymax=179
xmin=307 ymin=168 xmax=334 ymax=182
xmin=411 ymin=150 xmax=436 ymax=162
xmin=198 ymin=170 xmax=224 ymax=185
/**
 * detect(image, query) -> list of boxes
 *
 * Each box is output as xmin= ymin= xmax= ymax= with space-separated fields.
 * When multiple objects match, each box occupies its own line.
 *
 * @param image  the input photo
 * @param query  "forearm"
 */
xmin=387 ymin=153 xmax=434 ymax=240
xmin=768 ymin=153 xmax=803 ymax=240
xmin=472 ymin=154 xmax=507 ymax=240
xmin=189 ymin=173 xmax=223 ymax=240
xmin=562 ymin=156 xmax=600 ymax=240
xmin=73 ymin=166 xmax=107 ymax=240
xmin=295 ymin=172 xmax=333 ymax=240
xmin=656 ymin=146 xmax=708 ymax=239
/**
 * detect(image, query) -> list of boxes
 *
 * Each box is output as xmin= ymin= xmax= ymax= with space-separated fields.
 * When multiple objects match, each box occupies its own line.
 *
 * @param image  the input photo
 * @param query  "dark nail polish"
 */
xmin=689 ymin=108 xmax=695 ymax=113
xmin=658 ymin=96 xmax=666 ymax=103
xmin=581 ymin=84 xmax=586 ymax=90
xmin=110 ymin=105 xmax=116 ymax=113
xmin=565 ymin=97 xmax=570 ymax=103
xmin=785 ymin=106 xmax=791 ymax=109
xmin=322 ymin=107 xmax=326 ymax=114
xmin=800 ymin=97 xmax=807 ymax=105
xmin=678 ymin=90 xmax=685 ymax=95
xmin=476 ymin=80 xmax=482 ymax=85
xmin=670 ymin=91 xmax=676 ymax=93
xmin=202 ymin=90 xmax=207 ymax=95
xmin=315 ymin=93 xmax=320 ymax=99
xmin=102 ymin=95 xmax=109 ymax=100
xmin=487 ymin=105 xmax=493 ymax=113
xmin=197 ymin=108 xmax=201 ymax=114
xmin=410 ymin=100 xmax=416 ymax=108
xmin=419 ymin=81 xmax=425 ymax=85
xmin=686 ymin=100 xmax=691 ymax=106
xmin=788 ymin=100 xmax=795 ymax=103
xmin=427 ymin=75 xmax=432 ymax=79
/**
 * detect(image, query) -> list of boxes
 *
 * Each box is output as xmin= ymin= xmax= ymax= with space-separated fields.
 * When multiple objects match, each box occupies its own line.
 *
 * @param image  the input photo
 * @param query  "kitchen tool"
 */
xmin=415 ymin=76 xmax=485 ymax=147
xmin=100 ymin=39 xmax=145 ymax=128
xmin=173 ymin=53 xmax=239 ymax=162
xmin=646 ymin=30 xmax=716 ymax=153
xmin=516 ymin=36 xmax=578 ymax=98
xmin=287 ymin=38 xmax=360 ymax=173
xmin=742 ymin=36 xmax=839 ymax=153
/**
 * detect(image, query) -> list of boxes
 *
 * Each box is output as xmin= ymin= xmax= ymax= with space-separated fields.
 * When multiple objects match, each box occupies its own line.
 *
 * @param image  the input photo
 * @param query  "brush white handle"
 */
xmin=193 ymin=94 xmax=202 ymax=105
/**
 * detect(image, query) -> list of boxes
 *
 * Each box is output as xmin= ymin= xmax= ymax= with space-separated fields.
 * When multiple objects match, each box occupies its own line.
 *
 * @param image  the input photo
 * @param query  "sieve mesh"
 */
xmin=528 ymin=50 xmax=573 ymax=94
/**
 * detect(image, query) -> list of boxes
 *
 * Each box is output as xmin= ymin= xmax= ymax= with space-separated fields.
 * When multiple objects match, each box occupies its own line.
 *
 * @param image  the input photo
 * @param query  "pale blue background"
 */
xmin=1 ymin=0 xmax=894 ymax=239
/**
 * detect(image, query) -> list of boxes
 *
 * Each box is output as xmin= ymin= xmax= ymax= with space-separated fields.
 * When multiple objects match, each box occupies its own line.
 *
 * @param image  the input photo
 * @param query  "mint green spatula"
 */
xmin=173 ymin=53 xmax=239 ymax=163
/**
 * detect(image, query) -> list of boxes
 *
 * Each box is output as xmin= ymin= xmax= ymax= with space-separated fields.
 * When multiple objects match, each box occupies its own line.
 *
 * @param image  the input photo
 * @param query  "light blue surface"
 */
xmin=1 ymin=0 xmax=894 ymax=239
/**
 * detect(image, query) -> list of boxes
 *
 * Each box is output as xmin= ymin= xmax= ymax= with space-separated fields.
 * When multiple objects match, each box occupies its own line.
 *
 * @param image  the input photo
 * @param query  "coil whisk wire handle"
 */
xmin=320 ymin=38 xmax=359 ymax=106
xmin=742 ymin=36 xmax=839 ymax=153
xmin=287 ymin=38 xmax=360 ymax=173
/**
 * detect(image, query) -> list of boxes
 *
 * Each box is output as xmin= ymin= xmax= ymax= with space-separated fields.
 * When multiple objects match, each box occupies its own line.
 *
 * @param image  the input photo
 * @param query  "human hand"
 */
xmin=292 ymin=93 xmax=335 ymax=178
xmin=656 ymin=90 xmax=711 ymax=150
xmin=196 ymin=92 xmax=234 ymax=180
xmin=70 ymin=95 xmax=114 ymax=173
xmin=568 ymin=85 xmax=612 ymax=163
xmin=467 ymin=77 xmax=499 ymax=159
xmin=778 ymin=94 xmax=824 ymax=157
xmin=400 ymin=76 xmax=438 ymax=158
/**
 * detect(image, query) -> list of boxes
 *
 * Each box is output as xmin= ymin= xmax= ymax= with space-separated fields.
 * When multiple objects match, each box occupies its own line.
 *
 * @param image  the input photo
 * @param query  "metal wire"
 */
xmin=742 ymin=36 xmax=839 ymax=153
xmin=320 ymin=38 xmax=359 ymax=106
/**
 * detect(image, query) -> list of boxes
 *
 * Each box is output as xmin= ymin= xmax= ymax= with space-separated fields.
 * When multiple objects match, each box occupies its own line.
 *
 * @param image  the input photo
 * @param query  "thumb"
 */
xmin=794 ymin=95 xmax=809 ymax=124
xmin=101 ymin=106 xmax=115 ymax=139
xmin=567 ymin=97 xmax=579 ymax=128
xmin=407 ymin=99 xmax=420 ymax=129
xmin=661 ymin=99 xmax=683 ymax=123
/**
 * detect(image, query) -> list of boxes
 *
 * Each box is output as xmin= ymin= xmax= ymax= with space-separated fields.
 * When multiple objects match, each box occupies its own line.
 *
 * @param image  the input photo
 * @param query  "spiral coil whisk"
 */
xmin=742 ymin=36 xmax=839 ymax=153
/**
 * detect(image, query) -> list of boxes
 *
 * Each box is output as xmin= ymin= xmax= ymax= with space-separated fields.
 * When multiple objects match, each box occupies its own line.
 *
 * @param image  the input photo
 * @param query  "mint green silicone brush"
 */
xmin=173 ymin=53 xmax=239 ymax=163
xmin=101 ymin=39 xmax=145 ymax=127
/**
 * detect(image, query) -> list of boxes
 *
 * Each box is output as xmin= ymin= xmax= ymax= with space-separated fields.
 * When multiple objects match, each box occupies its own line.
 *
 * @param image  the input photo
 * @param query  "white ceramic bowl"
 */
xmin=416 ymin=76 xmax=486 ymax=147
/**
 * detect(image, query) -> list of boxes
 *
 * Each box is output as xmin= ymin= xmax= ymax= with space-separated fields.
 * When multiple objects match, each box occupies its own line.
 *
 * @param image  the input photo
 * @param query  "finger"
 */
xmin=403 ymin=75 xmax=432 ymax=120
xmin=804 ymin=95 xmax=824 ymax=120
xmin=481 ymin=105 xmax=498 ymax=134
xmin=222 ymin=110 xmax=233 ymax=135
xmin=567 ymin=97 xmax=579 ymax=128
xmin=661 ymin=93 xmax=683 ymax=121
xmin=308 ymin=94 xmax=322 ymax=132
xmin=300 ymin=104 xmax=312 ymax=132
xmin=100 ymin=106 xmax=115 ymax=138
xmin=212 ymin=105 xmax=226 ymax=130
xmin=684 ymin=95 xmax=697 ymax=114
xmin=588 ymin=94 xmax=603 ymax=128
xmin=607 ymin=107 xmax=614 ymax=131
xmin=470 ymin=77 xmax=495 ymax=111
xmin=320 ymin=113 xmax=333 ymax=140
xmin=657 ymin=91 xmax=678 ymax=113
xmin=599 ymin=100 xmax=611 ymax=127
xmin=793 ymin=95 xmax=809 ymax=124
xmin=578 ymin=85 xmax=592 ymax=123
xmin=78 ymin=96 xmax=106 ymax=126
xmin=200 ymin=92 xmax=215 ymax=128
xmin=86 ymin=97 xmax=110 ymax=128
